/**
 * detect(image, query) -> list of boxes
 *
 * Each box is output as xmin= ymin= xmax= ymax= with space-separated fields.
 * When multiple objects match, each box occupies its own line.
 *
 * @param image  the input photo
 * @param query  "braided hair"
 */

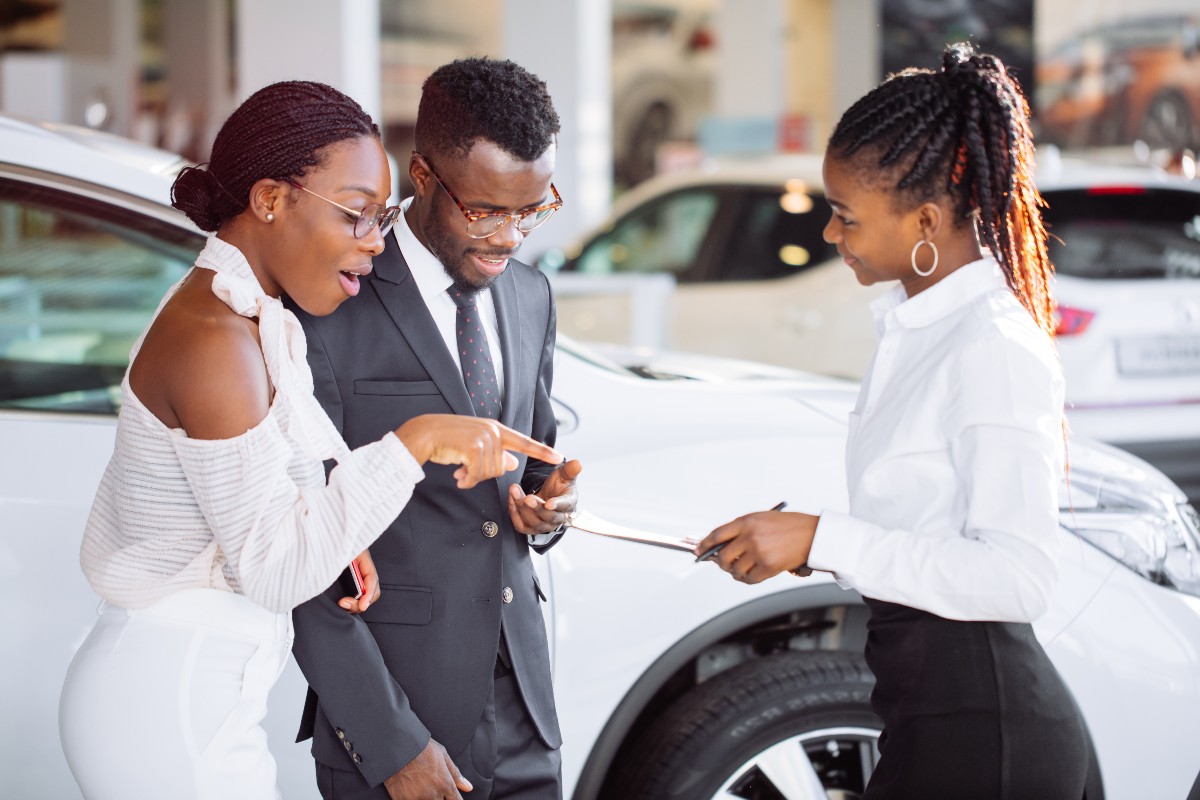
xmin=171 ymin=80 xmax=380 ymax=232
xmin=414 ymin=57 xmax=560 ymax=163
xmin=828 ymin=42 xmax=1055 ymax=337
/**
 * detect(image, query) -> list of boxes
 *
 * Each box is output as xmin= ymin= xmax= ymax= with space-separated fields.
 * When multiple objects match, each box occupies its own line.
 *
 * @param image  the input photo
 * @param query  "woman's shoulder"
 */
xmin=954 ymin=287 xmax=1059 ymax=367
xmin=939 ymin=290 xmax=1064 ymax=427
xmin=130 ymin=273 xmax=270 ymax=436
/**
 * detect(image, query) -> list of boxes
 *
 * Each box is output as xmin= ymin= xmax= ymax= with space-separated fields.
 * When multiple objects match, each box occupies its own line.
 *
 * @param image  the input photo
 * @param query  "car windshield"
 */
xmin=1043 ymin=187 xmax=1200 ymax=280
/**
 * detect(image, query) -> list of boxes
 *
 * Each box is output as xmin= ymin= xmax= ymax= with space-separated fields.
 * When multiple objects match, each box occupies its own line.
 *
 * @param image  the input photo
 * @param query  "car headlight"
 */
xmin=1064 ymin=467 xmax=1200 ymax=598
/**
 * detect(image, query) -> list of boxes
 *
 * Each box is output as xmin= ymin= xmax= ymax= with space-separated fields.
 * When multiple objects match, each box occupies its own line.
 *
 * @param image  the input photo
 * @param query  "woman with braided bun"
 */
xmin=696 ymin=43 xmax=1089 ymax=798
xmin=58 ymin=80 xmax=560 ymax=799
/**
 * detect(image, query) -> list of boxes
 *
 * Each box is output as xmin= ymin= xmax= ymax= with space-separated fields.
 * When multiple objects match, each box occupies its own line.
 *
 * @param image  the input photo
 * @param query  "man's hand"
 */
xmin=383 ymin=738 xmax=472 ymax=800
xmin=508 ymin=459 xmax=583 ymax=536
xmin=693 ymin=511 xmax=820 ymax=584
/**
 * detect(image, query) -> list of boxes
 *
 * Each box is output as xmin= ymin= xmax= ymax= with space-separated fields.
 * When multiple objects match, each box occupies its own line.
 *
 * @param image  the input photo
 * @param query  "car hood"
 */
xmin=585 ymin=341 xmax=853 ymax=384
xmin=578 ymin=339 xmax=1189 ymax=506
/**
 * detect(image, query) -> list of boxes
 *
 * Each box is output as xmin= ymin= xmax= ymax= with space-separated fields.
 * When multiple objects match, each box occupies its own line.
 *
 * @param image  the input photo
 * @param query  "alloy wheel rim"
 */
xmin=707 ymin=726 xmax=881 ymax=800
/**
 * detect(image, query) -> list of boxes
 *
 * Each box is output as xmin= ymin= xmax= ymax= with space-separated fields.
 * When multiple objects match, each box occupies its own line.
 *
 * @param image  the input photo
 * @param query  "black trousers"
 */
xmin=315 ymin=654 xmax=561 ymax=800
xmin=862 ymin=597 xmax=1088 ymax=800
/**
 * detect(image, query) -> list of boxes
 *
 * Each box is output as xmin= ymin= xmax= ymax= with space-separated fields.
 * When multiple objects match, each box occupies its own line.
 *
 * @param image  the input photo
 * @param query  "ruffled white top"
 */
xmin=80 ymin=235 xmax=423 ymax=613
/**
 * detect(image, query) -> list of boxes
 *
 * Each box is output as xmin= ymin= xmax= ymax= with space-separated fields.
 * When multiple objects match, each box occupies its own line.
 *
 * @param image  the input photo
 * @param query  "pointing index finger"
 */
xmin=497 ymin=426 xmax=563 ymax=465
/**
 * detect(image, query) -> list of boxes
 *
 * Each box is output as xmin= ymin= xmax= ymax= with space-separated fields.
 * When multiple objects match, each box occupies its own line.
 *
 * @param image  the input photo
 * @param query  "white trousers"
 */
xmin=59 ymin=588 xmax=292 ymax=800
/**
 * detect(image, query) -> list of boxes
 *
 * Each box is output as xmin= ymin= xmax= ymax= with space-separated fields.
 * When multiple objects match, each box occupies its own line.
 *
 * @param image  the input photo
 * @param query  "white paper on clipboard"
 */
xmin=565 ymin=509 xmax=698 ymax=553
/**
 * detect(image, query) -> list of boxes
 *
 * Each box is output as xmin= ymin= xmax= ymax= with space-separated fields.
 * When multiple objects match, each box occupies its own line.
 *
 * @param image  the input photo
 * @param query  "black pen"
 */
xmin=695 ymin=501 xmax=787 ymax=563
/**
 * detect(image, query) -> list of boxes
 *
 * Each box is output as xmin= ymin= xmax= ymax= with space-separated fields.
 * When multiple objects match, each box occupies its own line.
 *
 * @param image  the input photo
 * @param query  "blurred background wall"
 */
xmin=1 ymin=0 xmax=1197 ymax=251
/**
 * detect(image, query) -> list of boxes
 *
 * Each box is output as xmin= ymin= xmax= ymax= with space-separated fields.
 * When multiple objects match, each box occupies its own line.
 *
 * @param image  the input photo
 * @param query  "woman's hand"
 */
xmin=694 ymin=511 xmax=820 ymax=584
xmin=395 ymin=415 xmax=563 ymax=489
xmin=338 ymin=549 xmax=381 ymax=613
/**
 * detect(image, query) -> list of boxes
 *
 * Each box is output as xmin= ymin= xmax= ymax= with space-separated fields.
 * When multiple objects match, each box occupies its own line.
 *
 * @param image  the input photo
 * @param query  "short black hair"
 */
xmin=171 ymin=80 xmax=380 ymax=231
xmin=414 ymin=57 xmax=560 ymax=163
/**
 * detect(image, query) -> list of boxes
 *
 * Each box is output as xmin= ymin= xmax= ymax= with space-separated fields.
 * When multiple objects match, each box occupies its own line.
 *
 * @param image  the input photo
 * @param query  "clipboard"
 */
xmin=564 ymin=509 xmax=698 ymax=553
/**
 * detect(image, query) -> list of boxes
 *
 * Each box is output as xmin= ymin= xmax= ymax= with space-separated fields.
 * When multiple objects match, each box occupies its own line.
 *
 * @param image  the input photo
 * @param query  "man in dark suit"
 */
xmin=289 ymin=58 xmax=581 ymax=800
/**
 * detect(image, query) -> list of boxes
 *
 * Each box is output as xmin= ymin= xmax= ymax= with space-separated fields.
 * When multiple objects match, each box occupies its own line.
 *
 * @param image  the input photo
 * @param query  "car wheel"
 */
xmin=1140 ymin=92 xmax=1196 ymax=150
xmin=610 ymin=651 xmax=880 ymax=800
xmin=621 ymin=103 xmax=672 ymax=187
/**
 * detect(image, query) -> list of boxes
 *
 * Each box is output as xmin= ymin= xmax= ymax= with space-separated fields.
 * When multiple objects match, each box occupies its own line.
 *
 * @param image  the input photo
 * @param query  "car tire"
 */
xmin=609 ymin=650 xmax=881 ymax=800
xmin=1140 ymin=91 xmax=1196 ymax=150
xmin=621 ymin=103 xmax=672 ymax=187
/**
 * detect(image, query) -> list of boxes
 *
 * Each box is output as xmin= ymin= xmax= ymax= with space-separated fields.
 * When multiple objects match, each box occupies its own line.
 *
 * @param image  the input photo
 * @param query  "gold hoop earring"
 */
xmin=911 ymin=239 xmax=938 ymax=277
xmin=266 ymin=212 xmax=275 ymax=223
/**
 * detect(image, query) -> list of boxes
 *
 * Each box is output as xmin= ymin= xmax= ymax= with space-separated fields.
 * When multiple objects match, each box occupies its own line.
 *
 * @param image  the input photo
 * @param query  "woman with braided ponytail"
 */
xmin=59 ymin=80 xmax=560 ymax=799
xmin=696 ymin=43 xmax=1089 ymax=798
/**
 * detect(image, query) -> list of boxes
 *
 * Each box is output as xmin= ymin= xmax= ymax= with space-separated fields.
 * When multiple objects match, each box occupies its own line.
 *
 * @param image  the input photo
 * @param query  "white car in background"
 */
xmin=3 ymin=116 xmax=1200 ymax=799
xmin=611 ymin=0 xmax=715 ymax=188
xmin=537 ymin=150 xmax=1200 ymax=505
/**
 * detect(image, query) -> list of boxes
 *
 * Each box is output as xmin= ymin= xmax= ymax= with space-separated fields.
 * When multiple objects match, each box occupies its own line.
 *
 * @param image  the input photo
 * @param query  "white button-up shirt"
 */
xmin=806 ymin=257 xmax=1066 ymax=623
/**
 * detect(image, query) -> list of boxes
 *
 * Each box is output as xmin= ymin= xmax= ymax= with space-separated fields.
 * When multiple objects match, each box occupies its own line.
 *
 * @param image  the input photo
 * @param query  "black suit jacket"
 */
xmin=288 ymin=234 xmax=562 ymax=788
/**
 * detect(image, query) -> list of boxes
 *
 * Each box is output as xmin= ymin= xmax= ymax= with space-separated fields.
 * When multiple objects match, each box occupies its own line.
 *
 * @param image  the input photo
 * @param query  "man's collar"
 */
xmin=387 ymin=197 xmax=457 ymax=303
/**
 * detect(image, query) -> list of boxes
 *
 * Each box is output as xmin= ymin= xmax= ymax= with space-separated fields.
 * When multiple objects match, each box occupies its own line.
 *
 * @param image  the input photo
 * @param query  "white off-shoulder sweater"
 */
xmin=80 ymin=236 xmax=423 ymax=613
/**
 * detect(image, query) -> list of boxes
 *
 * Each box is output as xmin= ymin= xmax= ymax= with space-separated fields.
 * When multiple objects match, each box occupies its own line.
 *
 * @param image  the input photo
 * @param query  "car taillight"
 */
xmin=1086 ymin=186 xmax=1146 ymax=195
xmin=1054 ymin=306 xmax=1095 ymax=336
xmin=688 ymin=27 xmax=715 ymax=51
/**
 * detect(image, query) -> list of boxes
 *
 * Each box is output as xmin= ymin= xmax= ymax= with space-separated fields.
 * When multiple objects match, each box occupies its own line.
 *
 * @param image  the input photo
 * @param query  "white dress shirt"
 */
xmin=806 ymin=257 xmax=1066 ymax=623
xmin=393 ymin=198 xmax=504 ymax=396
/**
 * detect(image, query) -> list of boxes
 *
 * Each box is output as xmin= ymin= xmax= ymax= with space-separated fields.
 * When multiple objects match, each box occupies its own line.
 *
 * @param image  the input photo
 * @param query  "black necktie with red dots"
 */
xmin=449 ymin=288 xmax=502 ymax=420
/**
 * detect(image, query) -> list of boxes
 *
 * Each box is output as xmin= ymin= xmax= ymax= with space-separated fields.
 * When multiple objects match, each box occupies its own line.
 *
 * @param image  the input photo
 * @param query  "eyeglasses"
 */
xmin=414 ymin=151 xmax=563 ymax=239
xmin=284 ymin=178 xmax=401 ymax=239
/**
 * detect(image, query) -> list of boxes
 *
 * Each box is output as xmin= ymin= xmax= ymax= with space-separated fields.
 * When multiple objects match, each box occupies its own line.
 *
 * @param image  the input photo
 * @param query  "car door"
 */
xmin=0 ymin=171 xmax=200 ymax=798
xmin=668 ymin=184 xmax=884 ymax=378
xmin=552 ymin=184 xmax=730 ymax=348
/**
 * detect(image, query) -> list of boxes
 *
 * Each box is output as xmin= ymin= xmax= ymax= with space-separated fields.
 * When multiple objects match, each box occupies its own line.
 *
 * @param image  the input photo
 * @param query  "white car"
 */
xmin=3 ymin=116 xmax=1200 ymax=800
xmin=536 ymin=151 xmax=1200 ymax=506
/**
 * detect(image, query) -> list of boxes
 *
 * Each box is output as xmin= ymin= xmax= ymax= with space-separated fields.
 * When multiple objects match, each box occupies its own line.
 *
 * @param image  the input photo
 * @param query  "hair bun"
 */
xmin=170 ymin=164 xmax=242 ymax=232
xmin=942 ymin=41 xmax=977 ymax=74
xmin=942 ymin=41 xmax=1008 ymax=92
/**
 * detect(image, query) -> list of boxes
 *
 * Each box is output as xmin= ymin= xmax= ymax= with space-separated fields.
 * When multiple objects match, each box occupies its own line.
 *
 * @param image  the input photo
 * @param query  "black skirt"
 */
xmin=862 ymin=597 xmax=1089 ymax=800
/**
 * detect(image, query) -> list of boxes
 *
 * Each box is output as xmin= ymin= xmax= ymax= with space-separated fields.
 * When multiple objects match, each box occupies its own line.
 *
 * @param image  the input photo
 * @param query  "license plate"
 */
xmin=1116 ymin=336 xmax=1200 ymax=376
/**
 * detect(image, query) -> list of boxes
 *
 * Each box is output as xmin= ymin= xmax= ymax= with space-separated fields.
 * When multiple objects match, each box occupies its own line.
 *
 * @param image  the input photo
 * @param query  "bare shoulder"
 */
xmin=130 ymin=269 xmax=271 ymax=439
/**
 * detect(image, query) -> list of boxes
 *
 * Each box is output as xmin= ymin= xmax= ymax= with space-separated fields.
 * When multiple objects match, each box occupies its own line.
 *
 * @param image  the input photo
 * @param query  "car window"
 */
xmin=0 ymin=178 xmax=198 ymax=414
xmin=714 ymin=186 xmax=838 ymax=282
xmin=573 ymin=188 xmax=719 ymax=279
xmin=1043 ymin=187 xmax=1200 ymax=280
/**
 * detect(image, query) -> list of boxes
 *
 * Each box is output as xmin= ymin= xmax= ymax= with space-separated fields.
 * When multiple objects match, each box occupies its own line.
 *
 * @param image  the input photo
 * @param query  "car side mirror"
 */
xmin=1184 ymin=26 xmax=1200 ymax=59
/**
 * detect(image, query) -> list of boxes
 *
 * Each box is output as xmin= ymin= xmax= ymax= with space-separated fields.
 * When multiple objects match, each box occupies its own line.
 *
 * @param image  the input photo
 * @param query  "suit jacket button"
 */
xmin=352 ymin=752 xmax=363 ymax=765
xmin=335 ymin=728 xmax=345 ymax=740
xmin=343 ymin=740 xmax=353 ymax=752
xmin=482 ymin=521 xmax=499 ymax=538
xmin=501 ymin=586 xmax=514 ymax=604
